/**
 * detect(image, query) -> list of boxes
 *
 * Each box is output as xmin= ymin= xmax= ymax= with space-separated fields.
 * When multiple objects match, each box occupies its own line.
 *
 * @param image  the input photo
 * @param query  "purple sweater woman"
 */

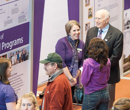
xmin=55 ymin=20 xmax=85 ymax=99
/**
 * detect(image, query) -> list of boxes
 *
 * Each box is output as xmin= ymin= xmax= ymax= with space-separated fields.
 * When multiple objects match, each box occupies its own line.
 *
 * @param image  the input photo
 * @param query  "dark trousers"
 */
xmin=107 ymin=84 xmax=116 ymax=110
xmin=71 ymin=86 xmax=75 ymax=102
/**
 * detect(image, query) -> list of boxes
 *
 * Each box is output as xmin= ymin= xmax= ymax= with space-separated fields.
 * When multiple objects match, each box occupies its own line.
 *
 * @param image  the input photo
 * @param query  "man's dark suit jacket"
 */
xmin=84 ymin=24 xmax=123 ymax=84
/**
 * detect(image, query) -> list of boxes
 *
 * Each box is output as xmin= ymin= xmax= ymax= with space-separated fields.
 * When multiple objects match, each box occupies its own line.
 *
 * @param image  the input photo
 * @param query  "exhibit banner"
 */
xmin=123 ymin=0 xmax=130 ymax=75
xmin=0 ymin=0 xmax=31 ymax=98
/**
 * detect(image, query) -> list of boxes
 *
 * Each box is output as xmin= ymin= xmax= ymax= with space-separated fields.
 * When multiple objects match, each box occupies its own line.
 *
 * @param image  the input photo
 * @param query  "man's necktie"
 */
xmin=98 ymin=29 xmax=103 ymax=39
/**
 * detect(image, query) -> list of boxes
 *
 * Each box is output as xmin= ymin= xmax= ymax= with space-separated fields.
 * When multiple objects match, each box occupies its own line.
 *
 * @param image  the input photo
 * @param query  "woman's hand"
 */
xmin=63 ymin=67 xmax=79 ymax=86
xmin=69 ymin=78 xmax=77 ymax=87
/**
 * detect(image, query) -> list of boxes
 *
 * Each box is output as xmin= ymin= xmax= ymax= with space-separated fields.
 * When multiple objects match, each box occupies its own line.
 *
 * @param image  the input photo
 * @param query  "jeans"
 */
xmin=82 ymin=88 xmax=109 ymax=110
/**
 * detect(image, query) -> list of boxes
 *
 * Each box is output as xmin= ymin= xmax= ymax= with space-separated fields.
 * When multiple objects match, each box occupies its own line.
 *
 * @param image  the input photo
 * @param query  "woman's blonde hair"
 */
xmin=0 ymin=58 xmax=11 ymax=84
xmin=21 ymin=92 xmax=39 ymax=110
xmin=113 ymin=98 xmax=130 ymax=110
xmin=65 ymin=20 xmax=80 ymax=36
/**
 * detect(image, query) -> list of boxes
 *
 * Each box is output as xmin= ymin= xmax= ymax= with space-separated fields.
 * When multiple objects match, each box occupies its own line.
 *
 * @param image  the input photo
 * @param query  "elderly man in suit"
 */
xmin=84 ymin=9 xmax=123 ymax=110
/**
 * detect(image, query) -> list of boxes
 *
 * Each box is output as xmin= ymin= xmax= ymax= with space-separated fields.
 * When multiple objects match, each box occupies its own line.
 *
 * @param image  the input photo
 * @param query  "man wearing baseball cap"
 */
xmin=40 ymin=52 xmax=73 ymax=110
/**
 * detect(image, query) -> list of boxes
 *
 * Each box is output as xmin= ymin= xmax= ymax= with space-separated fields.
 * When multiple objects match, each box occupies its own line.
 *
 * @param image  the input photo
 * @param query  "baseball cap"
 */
xmin=39 ymin=53 xmax=63 ymax=64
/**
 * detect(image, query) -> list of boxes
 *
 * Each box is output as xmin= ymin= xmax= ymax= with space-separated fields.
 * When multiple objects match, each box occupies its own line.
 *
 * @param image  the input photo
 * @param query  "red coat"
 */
xmin=42 ymin=73 xmax=73 ymax=110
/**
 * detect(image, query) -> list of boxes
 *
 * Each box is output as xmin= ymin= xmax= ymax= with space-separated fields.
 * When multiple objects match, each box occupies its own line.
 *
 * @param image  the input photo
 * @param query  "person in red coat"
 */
xmin=39 ymin=52 xmax=73 ymax=110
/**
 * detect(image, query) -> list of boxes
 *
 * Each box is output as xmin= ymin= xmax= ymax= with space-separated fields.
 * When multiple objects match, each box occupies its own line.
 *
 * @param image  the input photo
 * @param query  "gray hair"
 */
xmin=97 ymin=9 xmax=110 ymax=19
xmin=50 ymin=62 xmax=63 ymax=69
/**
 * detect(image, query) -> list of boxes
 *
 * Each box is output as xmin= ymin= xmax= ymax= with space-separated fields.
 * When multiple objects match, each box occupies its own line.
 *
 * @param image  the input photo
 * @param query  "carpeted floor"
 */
xmin=37 ymin=74 xmax=130 ymax=110
xmin=115 ymin=74 xmax=130 ymax=100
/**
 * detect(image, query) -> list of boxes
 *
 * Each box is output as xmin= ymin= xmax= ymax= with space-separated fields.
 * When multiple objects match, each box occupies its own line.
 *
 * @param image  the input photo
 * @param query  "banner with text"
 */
xmin=0 ymin=0 xmax=31 ymax=98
